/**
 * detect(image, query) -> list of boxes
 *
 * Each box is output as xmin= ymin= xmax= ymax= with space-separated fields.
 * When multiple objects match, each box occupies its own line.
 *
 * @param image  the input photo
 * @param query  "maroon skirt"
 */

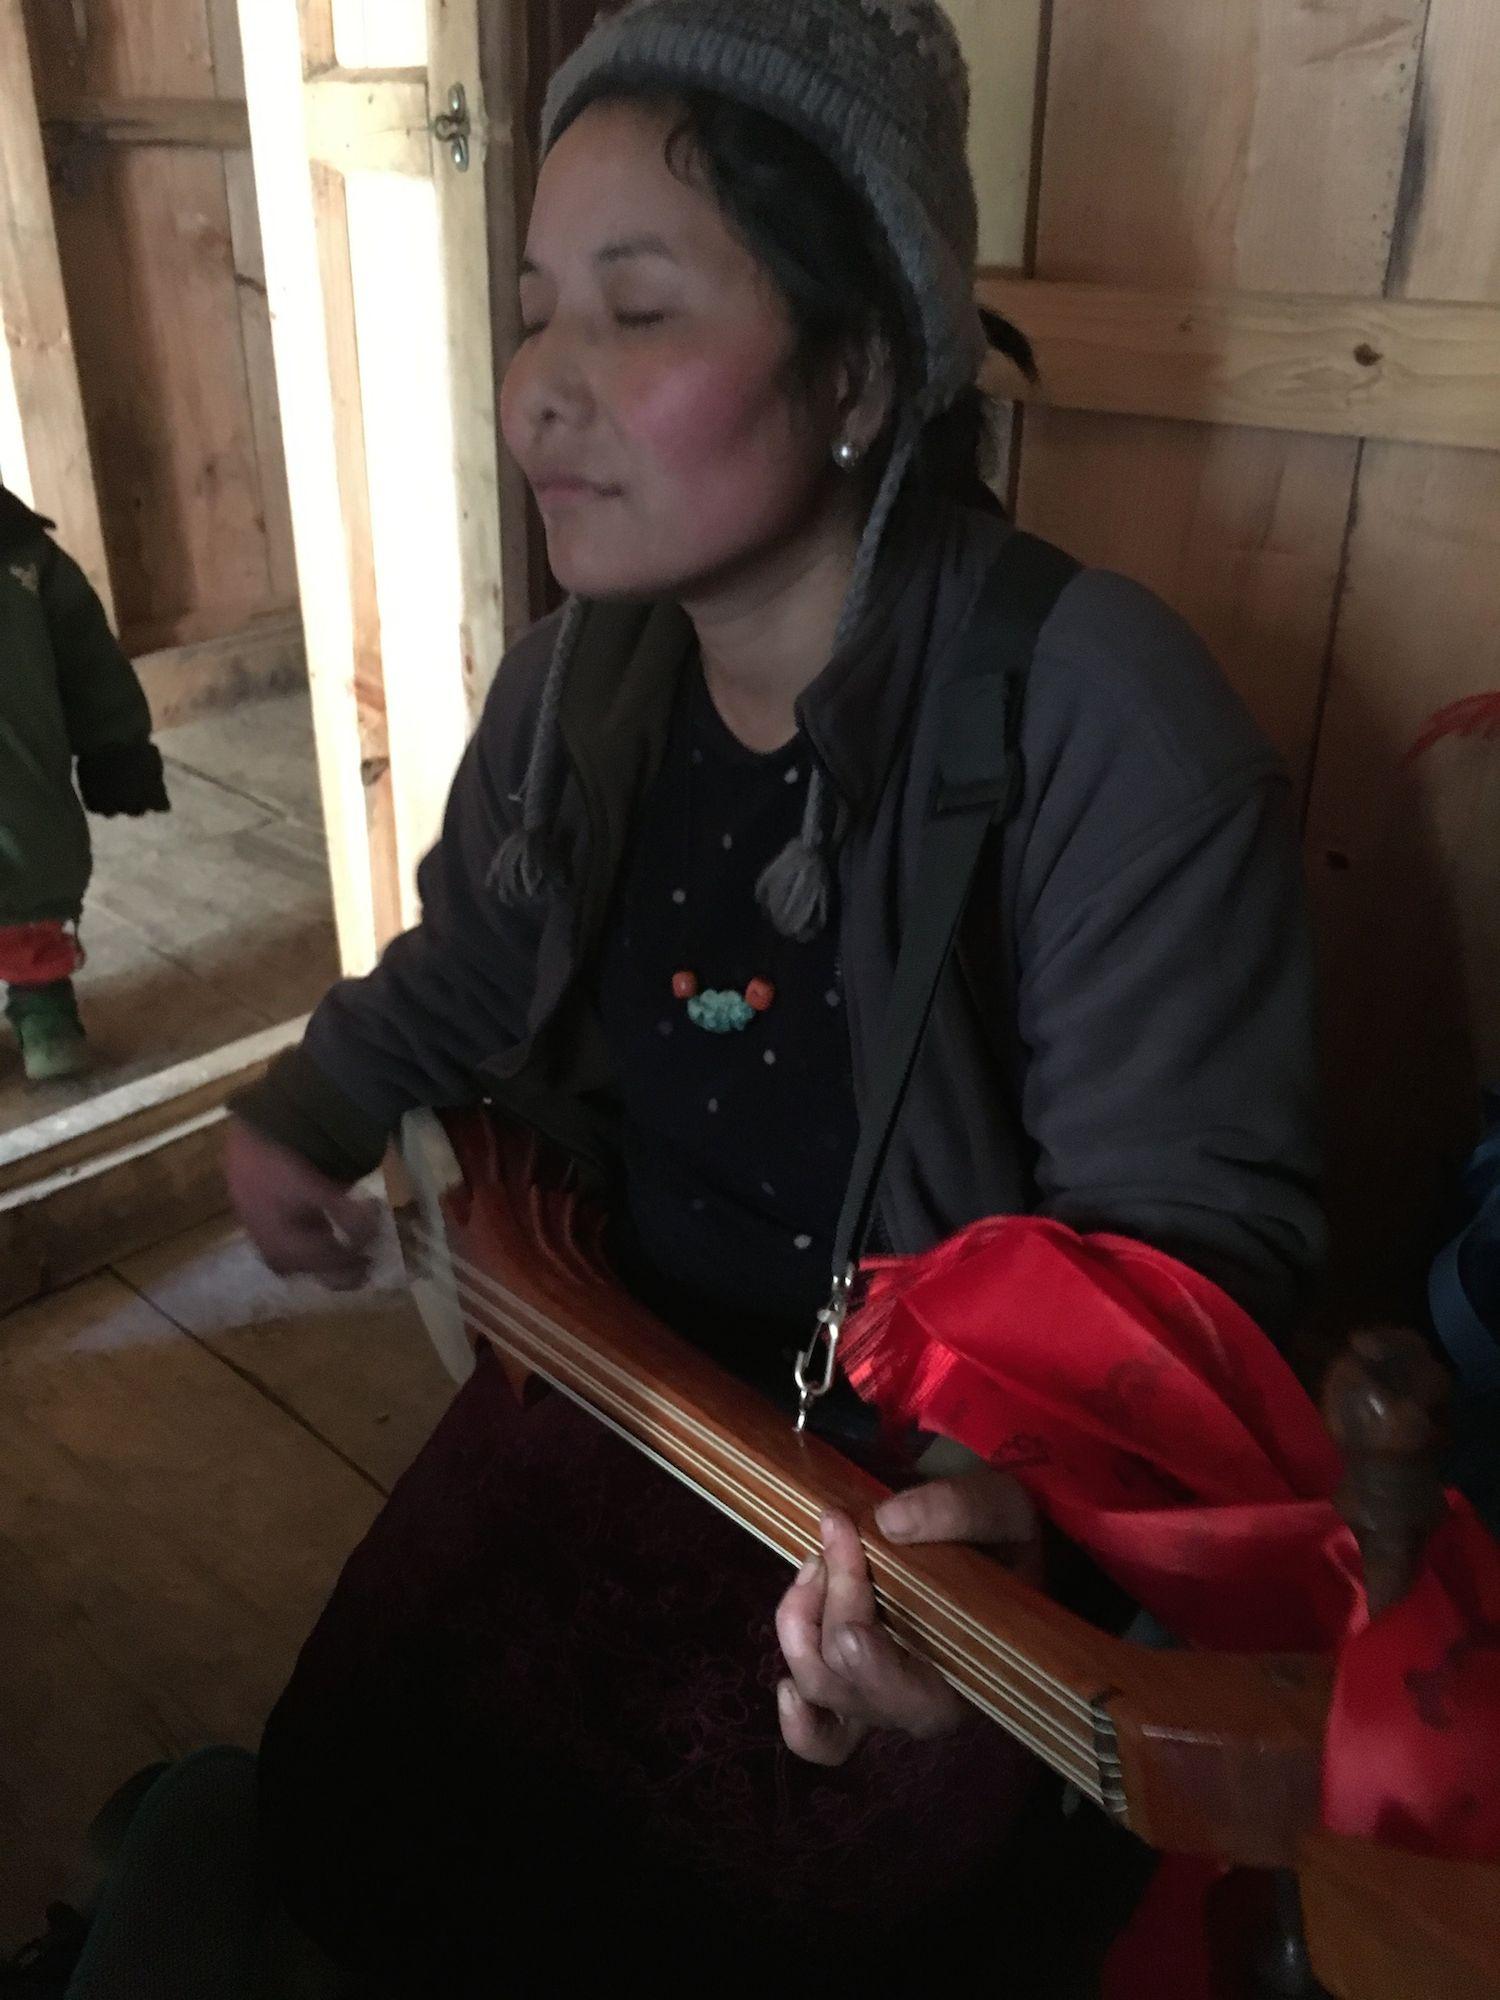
xmin=258 ymin=1349 xmax=1046 ymax=1995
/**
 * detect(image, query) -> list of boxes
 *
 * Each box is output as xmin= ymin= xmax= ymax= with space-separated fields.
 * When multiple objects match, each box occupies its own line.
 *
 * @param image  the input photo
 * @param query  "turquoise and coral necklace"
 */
xmin=671 ymin=966 xmax=776 ymax=1034
xmin=668 ymin=677 xmax=806 ymax=1034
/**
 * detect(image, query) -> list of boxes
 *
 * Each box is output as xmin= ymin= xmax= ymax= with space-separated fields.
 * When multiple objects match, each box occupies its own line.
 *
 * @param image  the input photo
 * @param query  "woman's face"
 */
xmin=501 ymin=99 xmax=846 ymax=601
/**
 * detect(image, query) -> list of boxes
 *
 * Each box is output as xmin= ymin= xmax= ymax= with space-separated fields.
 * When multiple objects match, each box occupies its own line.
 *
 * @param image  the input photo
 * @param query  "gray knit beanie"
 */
xmin=495 ymin=0 xmax=986 ymax=939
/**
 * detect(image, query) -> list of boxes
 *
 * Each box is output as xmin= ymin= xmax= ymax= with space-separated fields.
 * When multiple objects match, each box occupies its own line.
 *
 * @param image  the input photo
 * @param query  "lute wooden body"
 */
xmin=394 ymin=1108 xmax=1500 ymax=1996
xmin=394 ymin=1107 xmax=1329 ymax=1870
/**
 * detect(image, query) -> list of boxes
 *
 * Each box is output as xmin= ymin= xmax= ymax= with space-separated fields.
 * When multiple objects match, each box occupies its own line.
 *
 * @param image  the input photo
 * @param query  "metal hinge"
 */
xmin=432 ymin=83 xmax=471 ymax=172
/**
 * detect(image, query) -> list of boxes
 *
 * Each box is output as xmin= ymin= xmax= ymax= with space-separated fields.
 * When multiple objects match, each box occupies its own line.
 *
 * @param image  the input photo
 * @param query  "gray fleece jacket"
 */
xmin=236 ymin=505 xmax=1324 ymax=1332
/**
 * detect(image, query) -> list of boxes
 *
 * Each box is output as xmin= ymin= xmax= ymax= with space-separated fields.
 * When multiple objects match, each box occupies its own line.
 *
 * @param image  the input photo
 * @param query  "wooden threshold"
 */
xmin=132 ymin=610 xmax=306 ymax=730
xmin=0 ymin=1019 xmax=305 ymax=1316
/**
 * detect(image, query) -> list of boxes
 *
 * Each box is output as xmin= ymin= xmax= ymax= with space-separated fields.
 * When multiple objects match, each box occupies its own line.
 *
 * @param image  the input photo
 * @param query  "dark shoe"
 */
xmin=0 ymin=1903 xmax=88 ymax=1996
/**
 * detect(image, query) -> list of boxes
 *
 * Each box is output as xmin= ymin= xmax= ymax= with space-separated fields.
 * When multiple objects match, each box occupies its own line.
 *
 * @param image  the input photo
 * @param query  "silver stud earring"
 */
xmin=833 ymin=439 xmax=861 ymax=471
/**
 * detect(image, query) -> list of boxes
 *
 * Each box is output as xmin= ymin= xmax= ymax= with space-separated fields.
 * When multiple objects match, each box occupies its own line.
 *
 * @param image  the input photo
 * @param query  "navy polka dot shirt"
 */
xmin=598 ymin=663 xmax=859 ymax=1373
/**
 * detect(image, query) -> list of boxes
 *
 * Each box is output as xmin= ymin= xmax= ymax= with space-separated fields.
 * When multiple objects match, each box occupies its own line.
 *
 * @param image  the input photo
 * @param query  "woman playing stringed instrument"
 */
xmin=226 ymin=2 xmax=1324 ymax=1989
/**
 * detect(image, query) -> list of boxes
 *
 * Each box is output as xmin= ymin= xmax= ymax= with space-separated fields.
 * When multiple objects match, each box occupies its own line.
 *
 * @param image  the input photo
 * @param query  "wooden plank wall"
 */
xmin=0 ymin=0 xmax=114 ymax=615
xmin=1301 ymin=0 xmax=1500 ymax=1306
xmin=957 ymin=0 xmax=1500 ymax=1309
xmin=19 ymin=0 xmax=297 ymax=660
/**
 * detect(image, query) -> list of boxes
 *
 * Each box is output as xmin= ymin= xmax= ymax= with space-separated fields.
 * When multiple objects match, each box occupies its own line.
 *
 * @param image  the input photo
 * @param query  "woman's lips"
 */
xmin=532 ymin=476 xmax=619 ymax=508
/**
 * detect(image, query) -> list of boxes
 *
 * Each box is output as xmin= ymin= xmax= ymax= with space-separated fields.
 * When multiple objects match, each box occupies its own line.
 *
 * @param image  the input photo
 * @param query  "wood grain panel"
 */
xmin=1303 ymin=0 xmax=1500 ymax=1304
xmin=45 ymin=139 xmax=278 ymax=650
xmin=981 ymin=278 xmax=1500 ymax=453
xmin=20 ymin=0 xmax=217 ymax=100
xmin=1020 ymin=409 xmax=1360 ymax=780
xmin=1031 ymin=2 xmax=1427 ymax=294
xmin=1016 ymin=0 xmax=1428 ymax=783
xmin=41 ymin=96 xmax=250 ymax=149
xmin=22 ymin=0 xmax=296 ymax=653
xmin=208 ymin=0 xmax=298 ymax=608
xmin=222 ymin=151 xmax=299 ymax=606
xmin=133 ymin=608 xmax=305 ymax=726
xmin=0 ymin=0 xmax=112 ymax=611
xmin=205 ymin=0 xmax=246 ymax=96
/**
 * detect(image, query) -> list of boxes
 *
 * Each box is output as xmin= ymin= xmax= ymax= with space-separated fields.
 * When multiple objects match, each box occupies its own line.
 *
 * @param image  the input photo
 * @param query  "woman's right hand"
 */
xmin=225 ymin=1116 xmax=382 ymax=1290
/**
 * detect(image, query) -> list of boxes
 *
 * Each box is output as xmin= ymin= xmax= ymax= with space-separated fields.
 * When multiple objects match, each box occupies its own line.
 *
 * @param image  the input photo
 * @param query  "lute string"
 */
xmin=427 ymin=1231 xmax=1100 ymax=1729
xmin=410 ymin=1229 xmax=1113 ymax=1800
xmin=418 ymin=1253 xmax=1107 ymax=1798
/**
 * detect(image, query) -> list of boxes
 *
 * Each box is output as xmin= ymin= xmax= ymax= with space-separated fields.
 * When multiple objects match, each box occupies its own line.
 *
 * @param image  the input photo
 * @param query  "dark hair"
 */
xmin=582 ymin=88 xmax=1034 ymax=514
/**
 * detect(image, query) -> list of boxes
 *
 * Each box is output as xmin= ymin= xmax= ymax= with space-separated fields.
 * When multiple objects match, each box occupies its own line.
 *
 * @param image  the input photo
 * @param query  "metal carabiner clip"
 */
xmin=793 ymin=1263 xmax=856 ymax=1433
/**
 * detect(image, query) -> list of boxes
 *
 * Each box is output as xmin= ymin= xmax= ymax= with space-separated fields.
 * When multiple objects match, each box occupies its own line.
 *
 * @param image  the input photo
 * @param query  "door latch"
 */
xmin=433 ymin=83 xmax=472 ymax=172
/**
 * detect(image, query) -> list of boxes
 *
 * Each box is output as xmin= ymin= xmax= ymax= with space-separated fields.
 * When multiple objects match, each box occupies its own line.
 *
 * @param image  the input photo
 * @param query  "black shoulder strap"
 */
xmin=795 ymin=529 xmax=1080 ymax=1426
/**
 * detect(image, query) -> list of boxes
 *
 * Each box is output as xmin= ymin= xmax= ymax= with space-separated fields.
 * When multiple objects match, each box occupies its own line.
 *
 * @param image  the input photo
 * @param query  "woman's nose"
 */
xmin=510 ymin=321 xmax=594 ymax=435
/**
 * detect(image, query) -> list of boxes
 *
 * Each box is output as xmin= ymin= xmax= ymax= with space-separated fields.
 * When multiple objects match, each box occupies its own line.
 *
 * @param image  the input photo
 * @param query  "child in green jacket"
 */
xmin=0 ymin=483 xmax=170 ymax=1081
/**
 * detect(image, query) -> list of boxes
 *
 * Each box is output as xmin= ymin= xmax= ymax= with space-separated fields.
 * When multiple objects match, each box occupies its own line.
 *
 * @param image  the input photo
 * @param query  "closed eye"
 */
xmin=615 ymin=310 xmax=668 ymax=329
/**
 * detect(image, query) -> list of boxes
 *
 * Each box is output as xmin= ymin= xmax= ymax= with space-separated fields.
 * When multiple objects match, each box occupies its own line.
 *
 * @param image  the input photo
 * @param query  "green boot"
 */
xmin=6 ymin=979 xmax=90 ymax=1082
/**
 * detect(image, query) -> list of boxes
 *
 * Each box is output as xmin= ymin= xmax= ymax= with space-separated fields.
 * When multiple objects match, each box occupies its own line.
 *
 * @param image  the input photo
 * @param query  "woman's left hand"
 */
xmin=773 ymin=1467 xmax=1041 ymax=1766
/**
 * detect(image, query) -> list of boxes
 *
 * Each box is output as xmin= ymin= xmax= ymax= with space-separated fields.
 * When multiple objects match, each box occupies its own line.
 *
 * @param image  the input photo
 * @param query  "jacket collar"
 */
xmin=556 ymin=596 xmax=696 ymax=953
xmin=556 ymin=502 xmax=1012 ymax=837
xmin=796 ymin=500 xmax=1011 ymax=817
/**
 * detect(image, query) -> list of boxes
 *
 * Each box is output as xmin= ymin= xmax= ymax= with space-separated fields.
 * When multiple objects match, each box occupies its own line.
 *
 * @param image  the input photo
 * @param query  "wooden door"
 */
xmin=237 ymin=0 xmax=517 ymax=973
xmin=0 ymin=0 xmax=113 ymax=616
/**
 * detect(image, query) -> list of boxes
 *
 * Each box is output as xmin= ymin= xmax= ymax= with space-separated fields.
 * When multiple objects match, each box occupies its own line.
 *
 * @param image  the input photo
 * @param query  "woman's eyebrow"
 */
xmin=595 ymin=235 xmax=678 ymax=267
xmin=518 ymin=236 xmax=678 ymax=280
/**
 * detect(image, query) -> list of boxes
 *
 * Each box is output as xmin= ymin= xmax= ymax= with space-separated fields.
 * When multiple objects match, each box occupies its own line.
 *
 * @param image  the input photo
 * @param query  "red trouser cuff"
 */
xmin=0 ymin=920 xmax=83 ymax=986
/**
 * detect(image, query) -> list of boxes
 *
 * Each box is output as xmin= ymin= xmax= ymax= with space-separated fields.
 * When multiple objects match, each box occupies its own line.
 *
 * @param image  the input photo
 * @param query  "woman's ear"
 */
xmin=833 ymin=327 xmax=897 ymax=457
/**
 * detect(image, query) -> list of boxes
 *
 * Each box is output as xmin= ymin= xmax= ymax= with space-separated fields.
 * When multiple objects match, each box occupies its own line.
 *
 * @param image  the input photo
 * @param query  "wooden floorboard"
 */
xmin=118 ymin=1214 xmax=453 ymax=1494
xmin=0 ymin=1529 xmax=181 ymax=1953
xmin=151 ymin=692 xmax=327 ymax=828
xmin=0 ymin=1233 xmax=438 ymax=1950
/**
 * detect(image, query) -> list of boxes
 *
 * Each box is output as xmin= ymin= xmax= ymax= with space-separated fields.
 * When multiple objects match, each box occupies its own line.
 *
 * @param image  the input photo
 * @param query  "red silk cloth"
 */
xmin=840 ymin=1217 xmax=1500 ymax=1878
xmin=0 ymin=919 xmax=82 ymax=986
